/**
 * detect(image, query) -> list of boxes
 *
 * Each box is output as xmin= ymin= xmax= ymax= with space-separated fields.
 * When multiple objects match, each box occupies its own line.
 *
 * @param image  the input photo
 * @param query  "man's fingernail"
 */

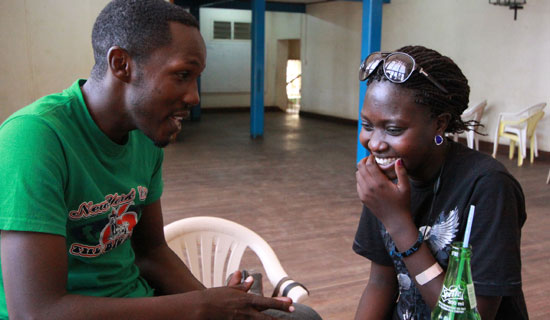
xmin=289 ymin=306 xmax=295 ymax=312
xmin=245 ymin=276 xmax=253 ymax=283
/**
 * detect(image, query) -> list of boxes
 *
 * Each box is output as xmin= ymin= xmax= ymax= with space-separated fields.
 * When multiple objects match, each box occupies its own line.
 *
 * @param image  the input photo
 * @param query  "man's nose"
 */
xmin=183 ymin=80 xmax=200 ymax=106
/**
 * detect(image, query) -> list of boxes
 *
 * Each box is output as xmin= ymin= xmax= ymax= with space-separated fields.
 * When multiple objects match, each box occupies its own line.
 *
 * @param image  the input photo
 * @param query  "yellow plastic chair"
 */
xmin=452 ymin=100 xmax=487 ymax=150
xmin=164 ymin=216 xmax=309 ymax=303
xmin=492 ymin=102 xmax=546 ymax=166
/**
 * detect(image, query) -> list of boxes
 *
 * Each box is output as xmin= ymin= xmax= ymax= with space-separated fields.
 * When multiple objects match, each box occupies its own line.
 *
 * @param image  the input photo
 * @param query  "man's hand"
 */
xmin=193 ymin=274 xmax=294 ymax=319
xmin=226 ymin=270 xmax=246 ymax=287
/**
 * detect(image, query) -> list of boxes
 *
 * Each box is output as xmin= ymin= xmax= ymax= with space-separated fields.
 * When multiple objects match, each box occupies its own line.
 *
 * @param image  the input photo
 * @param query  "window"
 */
xmin=213 ymin=21 xmax=251 ymax=40
xmin=213 ymin=21 xmax=231 ymax=39
xmin=233 ymin=22 xmax=251 ymax=40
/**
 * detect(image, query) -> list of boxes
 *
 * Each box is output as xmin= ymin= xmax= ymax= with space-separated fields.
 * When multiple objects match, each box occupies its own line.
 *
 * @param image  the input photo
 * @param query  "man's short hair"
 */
xmin=90 ymin=0 xmax=199 ymax=80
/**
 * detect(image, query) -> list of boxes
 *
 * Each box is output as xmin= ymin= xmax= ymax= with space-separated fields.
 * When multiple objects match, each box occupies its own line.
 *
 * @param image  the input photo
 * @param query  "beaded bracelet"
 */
xmin=390 ymin=231 xmax=423 ymax=258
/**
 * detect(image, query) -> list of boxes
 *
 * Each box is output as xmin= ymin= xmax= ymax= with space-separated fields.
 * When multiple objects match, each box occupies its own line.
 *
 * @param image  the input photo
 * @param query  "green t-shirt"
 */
xmin=0 ymin=79 xmax=164 ymax=318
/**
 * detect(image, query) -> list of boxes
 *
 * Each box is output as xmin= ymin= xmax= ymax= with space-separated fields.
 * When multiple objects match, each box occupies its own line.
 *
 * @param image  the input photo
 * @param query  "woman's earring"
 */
xmin=434 ymin=135 xmax=444 ymax=146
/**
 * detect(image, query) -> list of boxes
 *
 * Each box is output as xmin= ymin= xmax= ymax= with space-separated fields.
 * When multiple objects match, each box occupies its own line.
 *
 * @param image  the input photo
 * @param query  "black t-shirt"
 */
xmin=353 ymin=141 xmax=528 ymax=320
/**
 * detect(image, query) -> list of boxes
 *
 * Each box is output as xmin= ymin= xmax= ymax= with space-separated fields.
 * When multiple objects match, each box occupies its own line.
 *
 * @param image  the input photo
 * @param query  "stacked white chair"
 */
xmin=492 ymin=102 xmax=546 ymax=166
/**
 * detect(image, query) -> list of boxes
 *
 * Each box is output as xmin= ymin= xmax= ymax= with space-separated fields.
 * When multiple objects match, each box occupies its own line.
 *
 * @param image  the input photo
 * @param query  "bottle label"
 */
xmin=467 ymin=283 xmax=477 ymax=309
xmin=437 ymin=284 xmax=466 ymax=313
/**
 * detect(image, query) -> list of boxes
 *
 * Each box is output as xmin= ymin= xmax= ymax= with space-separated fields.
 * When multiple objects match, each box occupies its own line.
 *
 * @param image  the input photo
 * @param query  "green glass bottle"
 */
xmin=431 ymin=242 xmax=481 ymax=320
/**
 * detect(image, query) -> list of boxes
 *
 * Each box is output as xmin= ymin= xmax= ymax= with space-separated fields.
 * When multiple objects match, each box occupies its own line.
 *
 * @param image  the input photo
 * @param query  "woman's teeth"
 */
xmin=375 ymin=157 xmax=397 ymax=166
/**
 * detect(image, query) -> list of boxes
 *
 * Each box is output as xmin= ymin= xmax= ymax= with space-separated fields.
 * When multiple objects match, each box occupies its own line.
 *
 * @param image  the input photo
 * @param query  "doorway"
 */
xmin=275 ymin=39 xmax=301 ymax=114
xmin=286 ymin=59 xmax=301 ymax=114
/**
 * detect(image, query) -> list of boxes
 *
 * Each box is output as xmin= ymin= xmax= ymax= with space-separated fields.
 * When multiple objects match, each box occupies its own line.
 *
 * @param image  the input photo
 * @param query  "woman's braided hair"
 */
xmin=367 ymin=45 xmax=480 ymax=134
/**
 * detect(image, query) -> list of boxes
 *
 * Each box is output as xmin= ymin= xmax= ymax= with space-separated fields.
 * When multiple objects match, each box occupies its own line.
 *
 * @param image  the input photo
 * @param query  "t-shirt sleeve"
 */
xmin=0 ymin=116 xmax=68 ymax=236
xmin=353 ymin=206 xmax=394 ymax=266
xmin=466 ymin=171 xmax=526 ymax=296
xmin=144 ymin=148 xmax=164 ymax=205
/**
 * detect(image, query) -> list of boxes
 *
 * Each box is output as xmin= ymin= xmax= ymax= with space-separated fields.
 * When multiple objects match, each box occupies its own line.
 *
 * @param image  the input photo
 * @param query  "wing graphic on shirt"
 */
xmin=419 ymin=207 xmax=459 ymax=253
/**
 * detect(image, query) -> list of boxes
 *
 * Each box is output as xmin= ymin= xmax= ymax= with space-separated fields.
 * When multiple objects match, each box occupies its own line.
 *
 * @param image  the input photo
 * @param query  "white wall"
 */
xmin=301 ymin=1 xmax=363 ymax=120
xmin=0 ymin=0 xmax=110 ymax=122
xmin=199 ymin=8 xmax=303 ymax=108
xmin=301 ymin=0 xmax=550 ymax=151
xmin=200 ymin=9 xmax=252 ymax=94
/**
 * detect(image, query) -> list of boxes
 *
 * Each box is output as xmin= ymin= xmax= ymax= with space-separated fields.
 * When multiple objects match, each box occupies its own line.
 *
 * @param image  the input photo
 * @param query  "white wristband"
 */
xmin=415 ymin=262 xmax=443 ymax=286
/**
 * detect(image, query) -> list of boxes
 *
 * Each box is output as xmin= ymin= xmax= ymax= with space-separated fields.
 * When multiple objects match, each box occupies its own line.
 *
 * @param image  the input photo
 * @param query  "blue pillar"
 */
xmin=357 ymin=0 xmax=383 ymax=163
xmin=250 ymin=0 xmax=265 ymax=138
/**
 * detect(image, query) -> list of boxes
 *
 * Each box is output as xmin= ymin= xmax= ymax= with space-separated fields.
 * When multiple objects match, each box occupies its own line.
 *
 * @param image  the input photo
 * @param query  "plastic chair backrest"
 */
xmin=462 ymin=100 xmax=487 ymax=124
xmin=452 ymin=100 xmax=487 ymax=149
xmin=500 ymin=103 xmax=546 ymax=143
xmin=503 ymin=102 xmax=546 ymax=120
xmin=526 ymin=103 xmax=546 ymax=116
xmin=526 ymin=110 xmax=545 ymax=137
xmin=492 ymin=102 xmax=546 ymax=161
xmin=496 ymin=103 xmax=546 ymax=165
xmin=164 ymin=216 xmax=309 ymax=302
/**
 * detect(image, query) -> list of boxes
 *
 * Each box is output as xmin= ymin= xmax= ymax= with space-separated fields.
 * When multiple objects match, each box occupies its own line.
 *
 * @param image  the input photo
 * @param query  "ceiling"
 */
xmin=174 ymin=0 xmax=352 ymax=13
xmin=268 ymin=0 xmax=332 ymax=3
xmin=175 ymin=0 xmax=336 ymax=7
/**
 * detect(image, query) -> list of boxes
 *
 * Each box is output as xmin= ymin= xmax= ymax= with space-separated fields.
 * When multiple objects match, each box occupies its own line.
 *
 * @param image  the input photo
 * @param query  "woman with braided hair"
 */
xmin=353 ymin=46 xmax=528 ymax=320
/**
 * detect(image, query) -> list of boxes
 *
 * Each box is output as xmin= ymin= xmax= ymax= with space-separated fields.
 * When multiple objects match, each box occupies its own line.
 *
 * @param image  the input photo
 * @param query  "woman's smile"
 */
xmin=375 ymin=156 xmax=398 ymax=167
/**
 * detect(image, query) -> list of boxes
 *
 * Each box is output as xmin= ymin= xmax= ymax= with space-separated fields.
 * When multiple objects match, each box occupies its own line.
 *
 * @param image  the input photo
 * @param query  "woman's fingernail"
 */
xmin=396 ymin=159 xmax=402 ymax=167
xmin=289 ymin=306 xmax=295 ymax=312
xmin=245 ymin=276 xmax=253 ymax=283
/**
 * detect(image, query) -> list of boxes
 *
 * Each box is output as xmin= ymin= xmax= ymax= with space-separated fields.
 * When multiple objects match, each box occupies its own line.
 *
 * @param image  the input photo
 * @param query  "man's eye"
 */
xmin=386 ymin=127 xmax=403 ymax=135
xmin=176 ymin=72 xmax=190 ymax=80
xmin=361 ymin=121 xmax=373 ymax=131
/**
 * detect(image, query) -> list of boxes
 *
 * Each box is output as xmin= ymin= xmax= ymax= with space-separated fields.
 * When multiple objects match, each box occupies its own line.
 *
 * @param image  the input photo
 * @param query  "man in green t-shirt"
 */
xmin=0 ymin=0 xmax=296 ymax=319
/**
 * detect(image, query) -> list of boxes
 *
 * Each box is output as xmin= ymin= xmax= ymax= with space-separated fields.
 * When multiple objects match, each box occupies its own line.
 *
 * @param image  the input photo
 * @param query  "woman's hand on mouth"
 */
xmin=356 ymin=155 xmax=412 ymax=230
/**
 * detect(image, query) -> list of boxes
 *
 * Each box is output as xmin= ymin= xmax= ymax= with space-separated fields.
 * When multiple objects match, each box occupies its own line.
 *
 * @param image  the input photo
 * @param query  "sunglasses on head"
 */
xmin=359 ymin=51 xmax=449 ymax=94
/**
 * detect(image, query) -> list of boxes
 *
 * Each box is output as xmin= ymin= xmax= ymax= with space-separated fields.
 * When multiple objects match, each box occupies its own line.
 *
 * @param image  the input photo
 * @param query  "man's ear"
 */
xmin=107 ymin=46 xmax=132 ymax=82
xmin=435 ymin=112 xmax=451 ymax=135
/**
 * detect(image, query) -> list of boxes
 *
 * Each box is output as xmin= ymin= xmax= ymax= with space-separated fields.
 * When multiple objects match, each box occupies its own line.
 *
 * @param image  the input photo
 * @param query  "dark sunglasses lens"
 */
xmin=359 ymin=53 xmax=382 ymax=81
xmin=384 ymin=54 xmax=414 ymax=83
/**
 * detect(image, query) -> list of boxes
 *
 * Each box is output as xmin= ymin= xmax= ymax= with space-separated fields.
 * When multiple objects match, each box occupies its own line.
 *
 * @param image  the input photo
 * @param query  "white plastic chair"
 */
xmin=452 ymin=100 xmax=487 ymax=150
xmin=492 ymin=102 xmax=546 ymax=166
xmin=164 ymin=216 xmax=309 ymax=303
